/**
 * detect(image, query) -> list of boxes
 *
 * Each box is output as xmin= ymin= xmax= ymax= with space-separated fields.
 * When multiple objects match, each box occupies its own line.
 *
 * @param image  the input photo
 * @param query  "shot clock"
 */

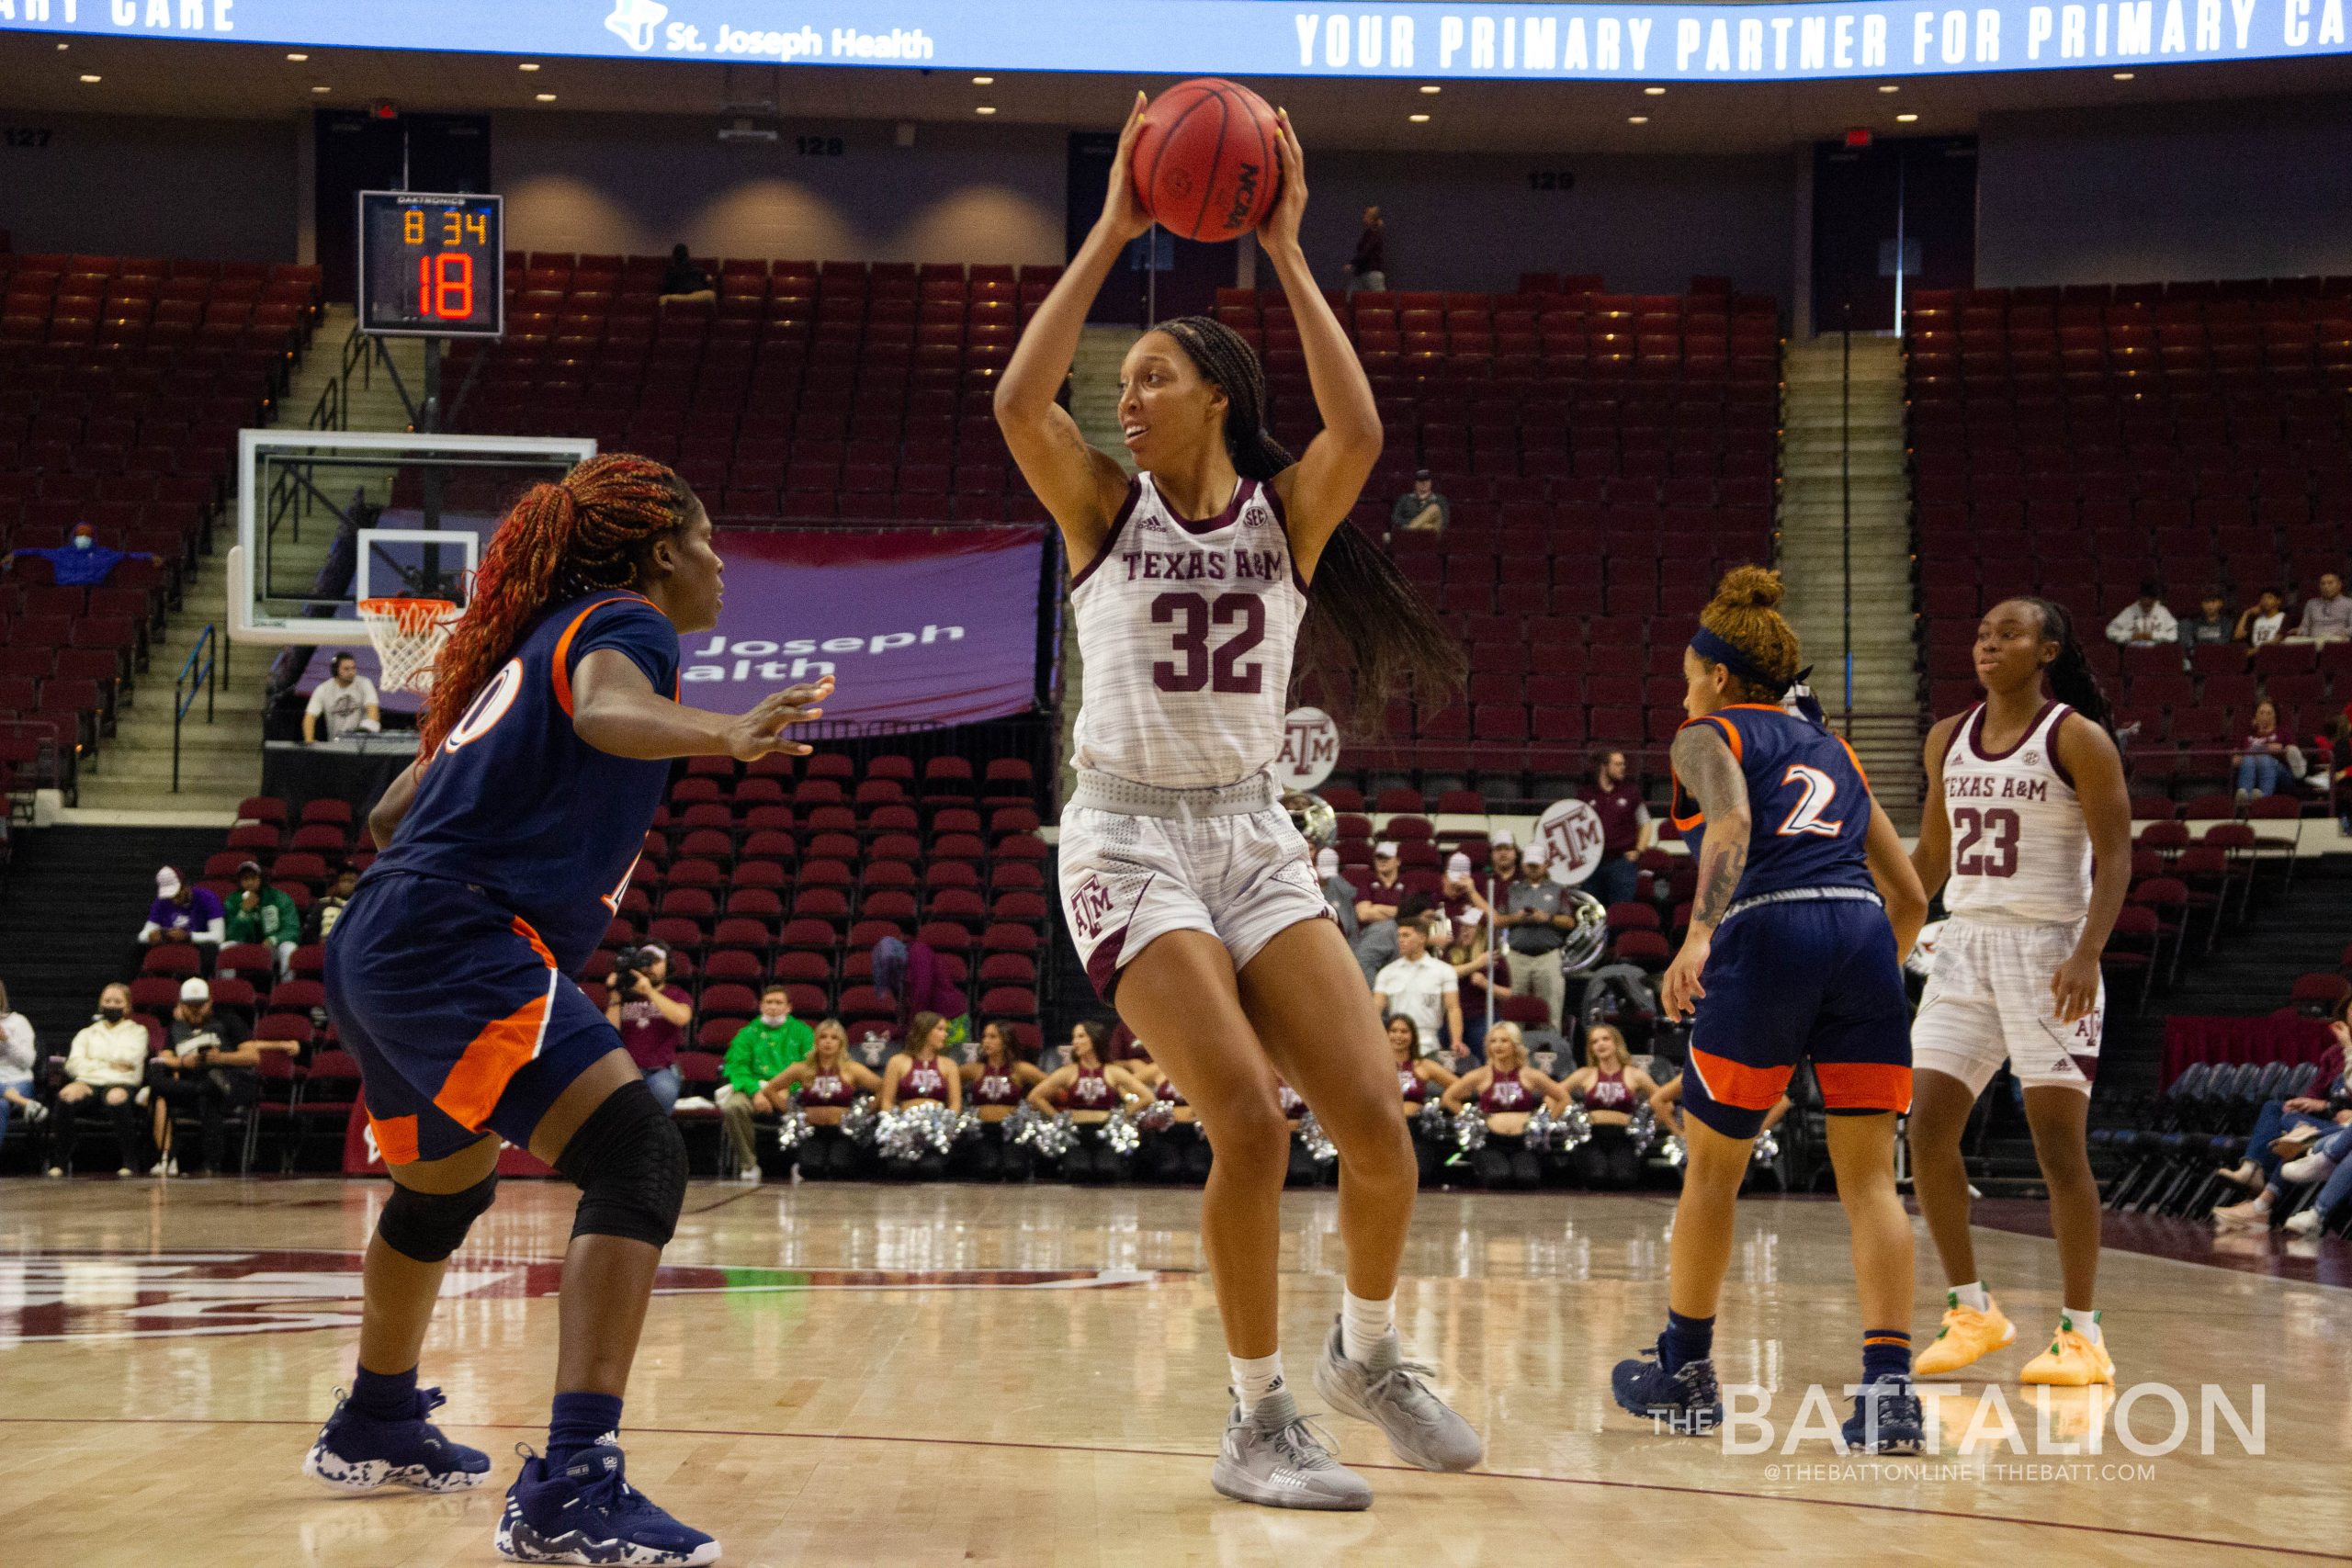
xmin=356 ymin=190 xmax=504 ymax=338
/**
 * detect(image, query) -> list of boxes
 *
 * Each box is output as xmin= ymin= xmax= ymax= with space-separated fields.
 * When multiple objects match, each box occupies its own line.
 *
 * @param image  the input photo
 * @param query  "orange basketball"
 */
xmin=1129 ymin=78 xmax=1283 ymax=243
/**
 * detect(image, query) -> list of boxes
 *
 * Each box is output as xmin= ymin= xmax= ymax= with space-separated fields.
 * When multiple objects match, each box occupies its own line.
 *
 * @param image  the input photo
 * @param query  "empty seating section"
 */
xmin=445 ymin=254 xmax=1059 ymax=522
xmin=1906 ymin=279 xmax=2352 ymax=795
xmin=1218 ymin=276 xmax=1781 ymax=791
xmin=172 ymin=750 xmax=1054 ymax=1159
xmin=0 ymin=250 xmax=323 ymax=796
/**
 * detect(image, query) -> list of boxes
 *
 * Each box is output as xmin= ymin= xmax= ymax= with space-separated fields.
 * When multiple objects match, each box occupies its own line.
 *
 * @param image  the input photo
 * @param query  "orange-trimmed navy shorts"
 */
xmin=325 ymin=873 xmax=617 ymax=1164
xmin=1682 ymin=892 xmax=1913 ymax=1140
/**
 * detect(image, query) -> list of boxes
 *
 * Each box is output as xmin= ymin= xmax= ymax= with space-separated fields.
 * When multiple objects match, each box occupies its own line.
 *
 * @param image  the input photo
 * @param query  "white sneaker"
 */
xmin=1208 ymin=1388 xmax=1373 ymax=1511
xmin=45 ymin=1166 xmax=63 ymax=1179
xmin=116 ymin=1167 xmax=136 ymax=1177
xmin=2282 ymin=1209 xmax=2322 ymax=1236
xmin=2281 ymin=1151 xmax=2339 ymax=1185
xmin=733 ymin=1167 xmax=762 ymax=1184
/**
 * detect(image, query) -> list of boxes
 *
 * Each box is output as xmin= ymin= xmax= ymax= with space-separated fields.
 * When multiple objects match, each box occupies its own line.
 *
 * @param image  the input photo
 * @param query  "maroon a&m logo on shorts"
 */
xmin=1069 ymin=874 xmax=1118 ymax=942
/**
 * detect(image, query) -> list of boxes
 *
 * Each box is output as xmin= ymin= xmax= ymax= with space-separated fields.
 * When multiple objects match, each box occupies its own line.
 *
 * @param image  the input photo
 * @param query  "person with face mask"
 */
xmin=6 ymin=522 xmax=160 ymax=588
xmin=718 ymin=984 xmax=815 ymax=1180
xmin=49 ymin=982 xmax=152 ymax=1177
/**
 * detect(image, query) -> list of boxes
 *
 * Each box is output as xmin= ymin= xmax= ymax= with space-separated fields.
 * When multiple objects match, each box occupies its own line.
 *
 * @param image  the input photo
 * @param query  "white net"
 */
xmin=356 ymin=597 xmax=458 ymax=693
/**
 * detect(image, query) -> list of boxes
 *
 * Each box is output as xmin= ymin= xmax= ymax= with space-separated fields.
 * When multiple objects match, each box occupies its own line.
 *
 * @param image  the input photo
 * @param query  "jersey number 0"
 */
xmin=1151 ymin=591 xmax=1266 ymax=694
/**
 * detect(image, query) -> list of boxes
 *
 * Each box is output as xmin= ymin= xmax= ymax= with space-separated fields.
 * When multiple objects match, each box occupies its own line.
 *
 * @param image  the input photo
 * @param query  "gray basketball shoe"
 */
xmin=1313 ymin=1318 xmax=1486 ymax=1472
xmin=1208 ymin=1386 xmax=1374 ymax=1511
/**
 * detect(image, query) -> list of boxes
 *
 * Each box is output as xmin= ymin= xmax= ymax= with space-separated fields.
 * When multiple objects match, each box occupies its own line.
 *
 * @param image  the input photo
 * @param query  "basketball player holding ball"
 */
xmin=996 ymin=94 xmax=1479 ymax=1510
xmin=301 ymin=455 xmax=832 ymax=1564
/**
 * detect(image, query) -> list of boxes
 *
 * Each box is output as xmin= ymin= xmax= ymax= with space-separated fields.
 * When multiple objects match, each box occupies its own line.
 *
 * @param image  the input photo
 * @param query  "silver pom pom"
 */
xmin=1661 ymin=1134 xmax=1689 ymax=1168
xmin=1297 ymin=1111 xmax=1338 ymax=1165
xmin=1102 ymin=1108 xmax=1141 ymax=1156
xmin=952 ymin=1109 xmax=981 ymax=1146
xmin=1137 ymin=1100 xmax=1176 ymax=1133
xmin=1453 ymin=1107 xmax=1489 ymax=1153
xmin=1021 ymin=1111 xmax=1078 ymax=1159
xmin=1556 ymin=1103 xmax=1593 ymax=1152
xmin=1522 ymin=1105 xmax=1558 ymax=1152
xmin=773 ymin=1103 xmax=811 ymax=1152
xmin=839 ymin=1094 xmax=879 ymax=1146
xmin=1628 ymin=1102 xmax=1659 ymax=1156
xmin=876 ymin=1101 xmax=962 ymax=1164
xmin=1751 ymin=1129 xmax=1780 ymax=1166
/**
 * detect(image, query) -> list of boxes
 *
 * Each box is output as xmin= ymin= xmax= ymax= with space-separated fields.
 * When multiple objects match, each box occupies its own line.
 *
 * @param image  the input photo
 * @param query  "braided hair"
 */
xmin=1149 ymin=315 xmax=1466 ymax=734
xmin=417 ymin=453 xmax=693 ymax=758
xmin=2017 ymin=597 xmax=2115 ymax=734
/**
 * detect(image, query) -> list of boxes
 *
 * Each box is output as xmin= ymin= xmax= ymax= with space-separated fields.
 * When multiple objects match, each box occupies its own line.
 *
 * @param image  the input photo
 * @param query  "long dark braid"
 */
xmin=2021 ymin=597 xmax=2114 ymax=733
xmin=1152 ymin=315 xmax=1466 ymax=734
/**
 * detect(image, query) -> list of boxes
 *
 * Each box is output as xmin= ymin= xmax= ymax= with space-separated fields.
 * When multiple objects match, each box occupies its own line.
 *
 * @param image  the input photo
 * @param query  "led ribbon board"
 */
xmin=5 ymin=0 xmax=2347 ymax=81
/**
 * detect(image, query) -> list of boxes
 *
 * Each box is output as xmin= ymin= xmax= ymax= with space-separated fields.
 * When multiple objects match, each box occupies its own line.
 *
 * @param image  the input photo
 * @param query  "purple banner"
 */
xmin=682 ymin=526 xmax=1049 ymax=727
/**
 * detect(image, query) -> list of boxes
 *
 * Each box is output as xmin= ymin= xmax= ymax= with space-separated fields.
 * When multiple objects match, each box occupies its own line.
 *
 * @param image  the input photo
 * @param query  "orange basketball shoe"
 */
xmin=2019 ymin=1316 xmax=2116 ymax=1386
xmin=1914 ymin=1292 xmax=2016 ymax=1377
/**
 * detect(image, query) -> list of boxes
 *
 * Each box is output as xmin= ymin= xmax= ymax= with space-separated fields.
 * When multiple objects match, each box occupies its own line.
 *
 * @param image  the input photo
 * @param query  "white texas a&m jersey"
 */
xmin=1939 ymin=700 xmax=2093 ymax=926
xmin=1069 ymin=474 xmax=1307 ymax=789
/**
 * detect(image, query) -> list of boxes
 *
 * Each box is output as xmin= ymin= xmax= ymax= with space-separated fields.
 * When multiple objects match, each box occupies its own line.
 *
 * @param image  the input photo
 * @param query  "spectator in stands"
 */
xmin=2325 ymin=715 xmax=2352 ymax=834
xmin=1373 ymin=915 xmax=1464 ymax=1062
xmin=2234 ymin=588 xmax=2288 ymax=648
xmin=2279 ymin=1121 xmax=2352 ymax=1236
xmin=1316 ymin=847 xmax=1360 ymax=943
xmin=2212 ymin=1015 xmax=2351 ymax=1227
xmin=1439 ymin=852 xmax=1484 ymax=931
xmin=1351 ymin=840 xmax=1409 ymax=981
xmin=1579 ymin=749 xmax=1654 ymax=907
xmin=304 ymin=865 xmax=362 ymax=944
xmin=2105 ymin=580 xmax=2178 ymax=646
xmin=0 ymin=979 xmax=42 ymax=1149
xmin=1437 ymin=908 xmax=1508 ymax=1062
xmin=718 ymin=984 xmax=815 ymax=1181
xmin=145 ymin=977 xmax=266 ymax=1177
xmin=658 ymin=243 xmax=716 ymax=307
xmin=604 ymin=942 xmax=691 ymax=1114
xmin=2291 ymin=570 xmax=2352 ymax=642
xmin=1485 ymin=835 xmax=1570 ymax=1032
xmin=1389 ymin=469 xmax=1449 ymax=535
xmin=1341 ymin=205 xmax=1385 ymax=292
xmin=4 ymin=522 xmax=158 ymax=586
xmin=138 ymin=866 xmax=224 ymax=965
xmin=222 ymin=860 xmax=300 ymax=979
xmin=301 ymin=654 xmax=382 ymax=744
xmin=47 ymin=982 xmax=149 ymax=1177
xmin=2233 ymin=699 xmax=2293 ymax=802
xmin=2181 ymin=590 xmax=2235 ymax=648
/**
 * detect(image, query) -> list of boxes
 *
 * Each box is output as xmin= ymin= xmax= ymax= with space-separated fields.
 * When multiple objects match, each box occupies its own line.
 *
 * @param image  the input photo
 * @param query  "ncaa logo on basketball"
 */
xmin=1069 ymin=874 xmax=1117 ymax=942
xmin=1278 ymin=705 xmax=1340 ymax=790
xmin=605 ymin=0 xmax=668 ymax=51
xmin=1535 ymin=797 xmax=1607 ymax=886
xmin=1222 ymin=162 xmax=1261 ymax=234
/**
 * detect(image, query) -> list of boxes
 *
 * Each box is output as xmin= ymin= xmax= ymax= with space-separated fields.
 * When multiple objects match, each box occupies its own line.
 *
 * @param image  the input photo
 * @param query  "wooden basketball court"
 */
xmin=4 ymin=1179 xmax=2345 ymax=1565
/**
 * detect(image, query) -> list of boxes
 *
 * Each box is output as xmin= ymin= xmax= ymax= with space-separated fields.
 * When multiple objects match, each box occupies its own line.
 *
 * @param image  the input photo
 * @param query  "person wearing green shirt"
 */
xmin=222 ymin=860 xmax=301 ymax=978
xmin=719 ymin=985 xmax=815 ymax=1179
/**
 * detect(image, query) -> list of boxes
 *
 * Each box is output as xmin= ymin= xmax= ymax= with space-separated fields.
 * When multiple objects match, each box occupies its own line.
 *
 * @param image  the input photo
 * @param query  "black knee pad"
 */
xmin=554 ymin=1078 xmax=687 ymax=1249
xmin=379 ymin=1172 xmax=498 ymax=1263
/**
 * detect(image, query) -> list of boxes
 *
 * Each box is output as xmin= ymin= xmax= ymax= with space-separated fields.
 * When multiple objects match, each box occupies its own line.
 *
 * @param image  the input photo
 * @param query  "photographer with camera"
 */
xmin=603 ymin=941 xmax=693 ymax=1114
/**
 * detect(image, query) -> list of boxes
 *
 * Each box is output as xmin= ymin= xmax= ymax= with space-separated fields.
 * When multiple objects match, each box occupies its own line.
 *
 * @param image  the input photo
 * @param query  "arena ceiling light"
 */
xmin=1627 ymin=114 xmax=1648 ymax=124
xmin=78 ymin=73 xmax=100 ymax=83
xmin=976 ymin=104 xmax=997 ymax=114
xmin=1408 ymin=111 xmax=1430 ymax=121
xmin=2113 ymin=70 xmax=2136 ymax=78
xmin=518 ymin=62 xmax=541 ymax=71
xmin=311 ymin=85 xmax=332 ymax=93
xmin=1896 ymin=111 xmax=1919 ymax=120
xmin=972 ymin=74 xmax=993 ymax=84
xmin=534 ymin=92 xmax=558 ymax=101
xmin=1644 ymin=85 xmax=1667 ymax=95
xmin=1419 ymin=85 xmax=1441 ymax=94
xmin=1879 ymin=84 xmax=1901 ymax=93
xmin=286 ymin=51 xmax=309 ymax=61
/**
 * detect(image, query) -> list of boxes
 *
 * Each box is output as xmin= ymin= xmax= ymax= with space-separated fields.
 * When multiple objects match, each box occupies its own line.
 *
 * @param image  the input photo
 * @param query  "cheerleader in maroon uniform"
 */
xmin=1028 ymin=1021 xmax=1148 ymax=1183
xmin=957 ymin=1021 xmax=1045 ymax=1181
xmin=879 ymin=1010 xmax=964 ymax=1179
xmin=766 ymin=1020 xmax=881 ymax=1179
xmin=1127 ymin=1044 xmax=1212 ymax=1185
xmin=1440 ymin=1023 xmax=1568 ymax=1190
xmin=1560 ymin=1023 xmax=1663 ymax=1190
xmin=1390 ymin=1014 xmax=1460 ymax=1187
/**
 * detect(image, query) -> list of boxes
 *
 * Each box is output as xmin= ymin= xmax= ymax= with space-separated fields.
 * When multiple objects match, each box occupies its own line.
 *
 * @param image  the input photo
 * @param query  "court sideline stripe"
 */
xmin=1 ymin=1415 xmax=2341 ymax=1561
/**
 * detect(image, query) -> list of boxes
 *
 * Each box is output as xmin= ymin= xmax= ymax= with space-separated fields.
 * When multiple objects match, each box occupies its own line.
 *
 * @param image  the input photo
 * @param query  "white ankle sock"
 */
xmin=2061 ymin=1308 xmax=2101 ymax=1346
xmin=1230 ymin=1352 xmax=1285 ymax=1416
xmin=1951 ymin=1280 xmax=1991 ymax=1313
xmin=1340 ymin=1290 xmax=1395 ymax=1362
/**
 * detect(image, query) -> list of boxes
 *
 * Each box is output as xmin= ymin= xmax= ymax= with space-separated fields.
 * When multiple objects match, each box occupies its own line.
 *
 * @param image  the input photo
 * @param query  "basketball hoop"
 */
xmin=356 ymin=597 xmax=458 ymax=693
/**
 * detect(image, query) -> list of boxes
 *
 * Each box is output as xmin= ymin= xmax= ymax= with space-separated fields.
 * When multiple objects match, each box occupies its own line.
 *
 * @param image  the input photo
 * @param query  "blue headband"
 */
xmin=1690 ymin=626 xmax=1786 ymax=693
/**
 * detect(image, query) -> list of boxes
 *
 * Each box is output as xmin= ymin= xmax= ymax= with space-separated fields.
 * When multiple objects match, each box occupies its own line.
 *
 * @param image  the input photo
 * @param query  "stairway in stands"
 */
xmin=0 ymin=825 xmax=223 ymax=1049
xmin=72 ymin=308 xmax=422 ymax=818
xmin=1776 ymin=335 xmax=1926 ymax=826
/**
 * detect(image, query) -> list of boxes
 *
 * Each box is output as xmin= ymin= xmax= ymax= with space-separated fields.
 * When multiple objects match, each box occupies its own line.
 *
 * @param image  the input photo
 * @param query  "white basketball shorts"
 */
xmin=1910 ymin=917 xmax=2102 ymax=1097
xmin=1057 ymin=778 xmax=1331 ymax=1002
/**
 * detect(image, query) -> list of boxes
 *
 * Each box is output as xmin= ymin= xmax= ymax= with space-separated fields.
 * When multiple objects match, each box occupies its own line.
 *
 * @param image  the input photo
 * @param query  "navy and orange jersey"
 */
xmin=1669 ymin=703 xmax=1879 ymax=901
xmin=365 ymin=590 xmax=681 ymax=976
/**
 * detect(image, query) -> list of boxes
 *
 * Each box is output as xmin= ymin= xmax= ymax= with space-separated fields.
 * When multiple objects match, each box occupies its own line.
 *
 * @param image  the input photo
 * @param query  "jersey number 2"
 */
xmin=1952 ymin=807 xmax=2020 ymax=877
xmin=1776 ymin=764 xmax=1846 ymax=837
xmin=1152 ymin=592 xmax=1265 ymax=694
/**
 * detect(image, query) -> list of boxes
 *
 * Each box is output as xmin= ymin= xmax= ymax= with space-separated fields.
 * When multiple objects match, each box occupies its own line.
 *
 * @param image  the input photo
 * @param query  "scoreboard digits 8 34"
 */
xmin=357 ymin=191 xmax=504 ymax=337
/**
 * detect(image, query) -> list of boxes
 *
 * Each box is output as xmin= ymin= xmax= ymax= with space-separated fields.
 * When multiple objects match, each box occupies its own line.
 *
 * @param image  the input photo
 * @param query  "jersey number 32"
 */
xmin=1151 ymin=592 xmax=1265 ymax=694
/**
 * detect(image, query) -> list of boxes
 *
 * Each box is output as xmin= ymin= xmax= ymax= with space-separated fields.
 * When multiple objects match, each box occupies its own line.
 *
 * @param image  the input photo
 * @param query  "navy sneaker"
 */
xmin=495 ymin=1438 xmax=718 ymax=1565
xmin=302 ymin=1385 xmax=492 ymax=1495
xmin=1842 ymin=1376 xmax=1926 ymax=1455
xmin=1611 ymin=1339 xmax=1723 ymax=1435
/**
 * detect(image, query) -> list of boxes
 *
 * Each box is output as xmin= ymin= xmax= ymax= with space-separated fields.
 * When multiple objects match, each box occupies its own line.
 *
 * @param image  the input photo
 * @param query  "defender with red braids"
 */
xmin=307 ymin=454 xmax=831 ymax=1566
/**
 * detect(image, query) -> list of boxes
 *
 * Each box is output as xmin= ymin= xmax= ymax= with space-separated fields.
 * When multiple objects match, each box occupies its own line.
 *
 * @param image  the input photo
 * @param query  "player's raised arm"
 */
xmin=1910 ymin=713 xmax=1963 ymax=902
xmin=1659 ymin=721 xmax=1750 ymax=1021
xmin=571 ymin=652 xmax=831 ymax=762
xmin=994 ymin=95 xmax=1153 ymax=563
xmin=1258 ymin=110 xmax=1383 ymax=572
